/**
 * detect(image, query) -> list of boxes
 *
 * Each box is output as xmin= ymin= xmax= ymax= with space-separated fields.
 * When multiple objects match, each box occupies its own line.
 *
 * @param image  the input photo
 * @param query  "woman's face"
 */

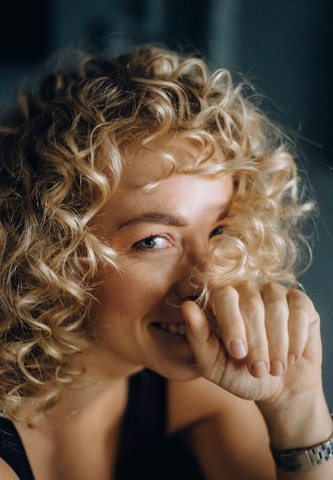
xmin=90 ymin=137 xmax=233 ymax=381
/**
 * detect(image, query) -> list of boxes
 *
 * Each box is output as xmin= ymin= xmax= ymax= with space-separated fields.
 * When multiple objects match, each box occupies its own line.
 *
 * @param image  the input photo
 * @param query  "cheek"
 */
xmin=94 ymin=264 xmax=176 ymax=318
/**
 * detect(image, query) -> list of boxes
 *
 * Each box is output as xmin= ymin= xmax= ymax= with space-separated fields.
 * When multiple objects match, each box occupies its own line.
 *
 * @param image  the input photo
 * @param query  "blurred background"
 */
xmin=1 ymin=0 xmax=332 ymax=403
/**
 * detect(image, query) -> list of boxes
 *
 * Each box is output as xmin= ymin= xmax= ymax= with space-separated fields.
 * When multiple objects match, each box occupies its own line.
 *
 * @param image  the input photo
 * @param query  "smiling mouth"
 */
xmin=152 ymin=322 xmax=187 ymax=336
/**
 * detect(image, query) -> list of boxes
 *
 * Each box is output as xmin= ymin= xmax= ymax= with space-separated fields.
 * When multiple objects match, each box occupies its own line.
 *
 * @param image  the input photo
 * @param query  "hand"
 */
xmin=181 ymin=282 xmax=322 ymax=406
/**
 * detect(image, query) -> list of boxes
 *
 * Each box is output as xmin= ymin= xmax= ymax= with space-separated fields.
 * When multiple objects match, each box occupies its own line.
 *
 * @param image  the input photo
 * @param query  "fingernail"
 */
xmin=229 ymin=339 xmax=247 ymax=358
xmin=250 ymin=361 xmax=267 ymax=378
xmin=288 ymin=353 xmax=296 ymax=365
xmin=270 ymin=360 xmax=284 ymax=376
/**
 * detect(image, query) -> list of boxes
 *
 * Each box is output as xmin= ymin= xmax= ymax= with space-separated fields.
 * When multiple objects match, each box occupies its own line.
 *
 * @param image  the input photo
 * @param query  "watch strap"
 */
xmin=272 ymin=437 xmax=333 ymax=471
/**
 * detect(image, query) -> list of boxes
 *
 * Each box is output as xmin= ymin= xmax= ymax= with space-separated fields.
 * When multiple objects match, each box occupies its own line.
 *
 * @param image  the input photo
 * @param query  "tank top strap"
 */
xmin=0 ymin=416 xmax=35 ymax=480
xmin=115 ymin=368 xmax=168 ymax=479
xmin=115 ymin=368 xmax=205 ymax=480
xmin=120 ymin=369 xmax=167 ymax=449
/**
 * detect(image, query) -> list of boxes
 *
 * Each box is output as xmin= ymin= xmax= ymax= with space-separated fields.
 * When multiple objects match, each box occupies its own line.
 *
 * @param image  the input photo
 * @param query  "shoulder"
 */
xmin=168 ymin=376 xmax=260 ymax=433
xmin=0 ymin=458 xmax=20 ymax=480
xmin=168 ymin=377 xmax=275 ymax=479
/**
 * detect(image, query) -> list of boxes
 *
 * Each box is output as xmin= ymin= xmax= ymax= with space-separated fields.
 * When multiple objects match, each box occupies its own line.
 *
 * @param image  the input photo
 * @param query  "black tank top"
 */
xmin=0 ymin=370 xmax=204 ymax=480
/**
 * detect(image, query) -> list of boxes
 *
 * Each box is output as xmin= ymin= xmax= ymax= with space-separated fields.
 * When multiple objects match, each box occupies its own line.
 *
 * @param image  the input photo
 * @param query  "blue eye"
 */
xmin=133 ymin=235 xmax=169 ymax=251
xmin=209 ymin=226 xmax=224 ymax=238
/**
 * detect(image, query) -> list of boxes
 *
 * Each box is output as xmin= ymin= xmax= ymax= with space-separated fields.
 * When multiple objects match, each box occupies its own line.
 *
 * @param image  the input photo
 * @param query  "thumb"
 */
xmin=181 ymin=301 xmax=227 ymax=382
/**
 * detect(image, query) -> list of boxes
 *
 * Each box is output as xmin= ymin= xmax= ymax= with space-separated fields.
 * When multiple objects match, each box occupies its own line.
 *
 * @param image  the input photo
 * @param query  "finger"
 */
xmin=287 ymin=289 xmax=317 ymax=364
xmin=211 ymin=286 xmax=248 ymax=360
xmin=237 ymin=283 xmax=269 ymax=378
xmin=181 ymin=301 xmax=227 ymax=384
xmin=261 ymin=283 xmax=289 ymax=376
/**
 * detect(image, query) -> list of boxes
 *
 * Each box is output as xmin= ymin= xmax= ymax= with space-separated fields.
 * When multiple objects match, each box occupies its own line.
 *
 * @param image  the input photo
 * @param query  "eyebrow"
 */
xmin=118 ymin=212 xmax=189 ymax=230
xmin=117 ymin=209 xmax=229 ymax=230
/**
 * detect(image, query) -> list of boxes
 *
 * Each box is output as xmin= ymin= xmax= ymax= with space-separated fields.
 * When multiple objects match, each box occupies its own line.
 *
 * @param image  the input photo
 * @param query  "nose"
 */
xmin=175 ymin=246 xmax=209 ymax=299
xmin=176 ymin=277 xmax=198 ymax=298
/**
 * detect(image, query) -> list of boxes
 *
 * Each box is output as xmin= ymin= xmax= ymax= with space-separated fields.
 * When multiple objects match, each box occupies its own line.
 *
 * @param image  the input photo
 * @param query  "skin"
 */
xmin=89 ymin=137 xmax=235 ymax=382
xmin=89 ymin=136 xmax=333 ymax=479
xmin=3 ymin=136 xmax=332 ymax=480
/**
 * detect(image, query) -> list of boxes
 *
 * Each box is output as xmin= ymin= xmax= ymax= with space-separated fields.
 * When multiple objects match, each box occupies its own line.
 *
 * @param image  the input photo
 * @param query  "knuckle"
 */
xmin=288 ymin=289 xmax=315 ymax=309
xmin=239 ymin=296 xmax=264 ymax=319
xmin=262 ymin=282 xmax=287 ymax=297
xmin=288 ymin=330 xmax=308 ymax=346
xmin=290 ymin=302 xmax=312 ymax=322
xmin=242 ymin=304 xmax=265 ymax=324
xmin=211 ymin=286 xmax=239 ymax=315
xmin=214 ymin=285 xmax=238 ymax=303
xmin=265 ymin=300 xmax=289 ymax=318
xmin=267 ymin=336 xmax=288 ymax=349
xmin=248 ymin=339 xmax=268 ymax=351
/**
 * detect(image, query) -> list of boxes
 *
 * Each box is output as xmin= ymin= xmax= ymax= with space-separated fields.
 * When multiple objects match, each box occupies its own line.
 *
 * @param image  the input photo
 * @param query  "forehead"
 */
xmin=109 ymin=137 xmax=233 ymax=218
xmin=91 ymin=137 xmax=233 ymax=235
xmin=120 ymin=136 xmax=223 ymax=188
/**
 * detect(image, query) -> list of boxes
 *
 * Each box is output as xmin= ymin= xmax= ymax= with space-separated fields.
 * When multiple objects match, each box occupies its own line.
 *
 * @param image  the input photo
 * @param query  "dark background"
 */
xmin=1 ymin=0 xmax=332 ymax=404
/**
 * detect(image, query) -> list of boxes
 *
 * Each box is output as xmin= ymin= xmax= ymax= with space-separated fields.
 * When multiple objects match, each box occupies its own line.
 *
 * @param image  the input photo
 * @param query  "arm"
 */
xmin=169 ymin=379 xmax=276 ymax=480
xmin=258 ymin=383 xmax=333 ymax=480
xmin=0 ymin=459 xmax=20 ymax=480
xmin=182 ymin=283 xmax=333 ymax=479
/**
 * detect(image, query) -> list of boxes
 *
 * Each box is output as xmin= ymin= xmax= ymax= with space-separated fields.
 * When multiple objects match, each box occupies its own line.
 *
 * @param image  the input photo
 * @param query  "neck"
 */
xmin=17 ymin=344 xmax=144 ymax=428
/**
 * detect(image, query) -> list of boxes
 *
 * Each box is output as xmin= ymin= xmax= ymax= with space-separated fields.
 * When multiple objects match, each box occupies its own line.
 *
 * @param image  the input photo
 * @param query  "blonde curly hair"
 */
xmin=0 ymin=45 xmax=313 ymax=420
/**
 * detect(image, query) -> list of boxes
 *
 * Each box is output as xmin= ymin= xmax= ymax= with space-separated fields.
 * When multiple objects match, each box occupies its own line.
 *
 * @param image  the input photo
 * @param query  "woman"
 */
xmin=0 ymin=46 xmax=332 ymax=480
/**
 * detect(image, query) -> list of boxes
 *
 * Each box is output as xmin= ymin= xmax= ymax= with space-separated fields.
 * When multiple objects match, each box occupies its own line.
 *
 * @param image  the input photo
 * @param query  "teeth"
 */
xmin=169 ymin=323 xmax=178 ymax=334
xmin=159 ymin=322 xmax=187 ymax=336
xmin=178 ymin=323 xmax=186 ymax=335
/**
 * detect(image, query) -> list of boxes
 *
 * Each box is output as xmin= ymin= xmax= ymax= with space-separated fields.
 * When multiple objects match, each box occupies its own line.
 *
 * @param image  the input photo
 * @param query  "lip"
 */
xmin=151 ymin=321 xmax=187 ymax=336
xmin=143 ymin=320 xmax=198 ymax=380
xmin=151 ymin=320 xmax=185 ymax=324
xmin=149 ymin=322 xmax=189 ymax=344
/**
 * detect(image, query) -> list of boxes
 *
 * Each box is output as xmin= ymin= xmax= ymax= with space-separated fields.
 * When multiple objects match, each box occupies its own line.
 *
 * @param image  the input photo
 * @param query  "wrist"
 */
xmin=257 ymin=386 xmax=332 ymax=451
xmin=271 ymin=415 xmax=333 ymax=473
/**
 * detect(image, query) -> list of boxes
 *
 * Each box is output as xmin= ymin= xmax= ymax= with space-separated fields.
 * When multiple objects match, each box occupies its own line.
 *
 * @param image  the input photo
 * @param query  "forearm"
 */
xmin=257 ymin=386 xmax=333 ymax=480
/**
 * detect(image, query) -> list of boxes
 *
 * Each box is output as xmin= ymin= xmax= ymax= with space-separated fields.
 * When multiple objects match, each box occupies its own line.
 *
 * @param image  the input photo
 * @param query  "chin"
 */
xmin=144 ymin=354 xmax=202 ymax=383
xmin=140 ymin=322 xmax=202 ymax=381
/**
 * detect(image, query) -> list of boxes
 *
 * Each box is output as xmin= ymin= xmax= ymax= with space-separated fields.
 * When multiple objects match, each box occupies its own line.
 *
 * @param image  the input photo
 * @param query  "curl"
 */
xmin=0 ymin=45 xmax=314 ymax=420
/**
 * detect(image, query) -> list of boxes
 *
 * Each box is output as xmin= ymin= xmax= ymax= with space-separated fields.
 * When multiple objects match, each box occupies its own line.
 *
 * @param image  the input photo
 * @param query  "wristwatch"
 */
xmin=271 ymin=413 xmax=333 ymax=472
xmin=272 ymin=437 xmax=333 ymax=471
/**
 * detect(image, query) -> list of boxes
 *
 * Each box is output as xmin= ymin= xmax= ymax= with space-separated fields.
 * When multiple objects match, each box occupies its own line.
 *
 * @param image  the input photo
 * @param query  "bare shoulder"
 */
xmin=168 ymin=378 xmax=275 ymax=479
xmin=168 ymin=376 xmax=260 ymax=433
xmin=0 ymin=458 xmax=20 ymax=480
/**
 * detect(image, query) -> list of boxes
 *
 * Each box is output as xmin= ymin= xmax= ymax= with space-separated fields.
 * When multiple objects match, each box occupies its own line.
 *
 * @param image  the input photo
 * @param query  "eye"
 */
xmin=209 ymin=226 xmax=224 ymax=239
xmin=132 ymin=235 xmax=170 ymax=251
